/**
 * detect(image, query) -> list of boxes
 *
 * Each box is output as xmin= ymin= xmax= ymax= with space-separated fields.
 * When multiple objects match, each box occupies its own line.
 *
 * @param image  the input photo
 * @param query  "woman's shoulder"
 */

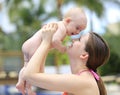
xmin=74 ymin=73 xmax=99 ymax=95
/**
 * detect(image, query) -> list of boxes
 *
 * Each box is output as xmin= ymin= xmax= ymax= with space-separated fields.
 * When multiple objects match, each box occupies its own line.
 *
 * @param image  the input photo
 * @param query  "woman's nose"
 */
xmin=76 ymin=31 xmax=80 ymax=34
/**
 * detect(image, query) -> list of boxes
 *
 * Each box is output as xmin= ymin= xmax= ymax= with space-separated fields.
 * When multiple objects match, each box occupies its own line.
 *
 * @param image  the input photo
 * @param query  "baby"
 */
xmin=16 ymin=7 xmax=87 ymax=95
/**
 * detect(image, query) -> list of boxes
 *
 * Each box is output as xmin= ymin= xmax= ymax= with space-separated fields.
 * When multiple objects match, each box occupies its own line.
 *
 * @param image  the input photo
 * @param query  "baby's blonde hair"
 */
xmin=63 ymin=7 xmax=87 ymax=30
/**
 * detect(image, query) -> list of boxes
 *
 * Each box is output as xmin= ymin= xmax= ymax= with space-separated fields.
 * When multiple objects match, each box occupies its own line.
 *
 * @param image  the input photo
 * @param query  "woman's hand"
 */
xmin=41 ymin=23 xmax=58 ymax=43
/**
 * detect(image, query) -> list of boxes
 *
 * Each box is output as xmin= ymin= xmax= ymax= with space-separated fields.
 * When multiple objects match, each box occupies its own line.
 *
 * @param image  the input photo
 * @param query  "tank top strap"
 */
xmin=77 ymin=69 xmax=100 ymax=80
xmin=89 ymin=69 xmax=100 ymax=80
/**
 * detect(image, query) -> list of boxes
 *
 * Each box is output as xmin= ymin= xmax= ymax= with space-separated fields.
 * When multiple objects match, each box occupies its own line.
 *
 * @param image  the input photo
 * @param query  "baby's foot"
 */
xmin=26 ymin=83 xmax=36 ymax=95
xmin=16 ymin=81 xmax=25 ymax=95
xmin=26 ymin=88 xmax=36 ymax=95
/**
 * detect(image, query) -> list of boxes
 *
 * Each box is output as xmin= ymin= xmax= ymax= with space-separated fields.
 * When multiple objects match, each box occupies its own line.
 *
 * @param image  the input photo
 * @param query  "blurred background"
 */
xmin=0 ymin=0 xmax=120 ymax=95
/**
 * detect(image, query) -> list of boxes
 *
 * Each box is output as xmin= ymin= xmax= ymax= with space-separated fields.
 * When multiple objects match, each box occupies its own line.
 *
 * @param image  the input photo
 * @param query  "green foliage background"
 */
xmin=99 ymin=30 xmax=120 ymax=76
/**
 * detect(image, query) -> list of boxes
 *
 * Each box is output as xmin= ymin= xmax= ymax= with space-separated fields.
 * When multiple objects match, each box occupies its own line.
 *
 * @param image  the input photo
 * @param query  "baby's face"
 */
xmin=66 ymin=20 xmax=83 ymax=36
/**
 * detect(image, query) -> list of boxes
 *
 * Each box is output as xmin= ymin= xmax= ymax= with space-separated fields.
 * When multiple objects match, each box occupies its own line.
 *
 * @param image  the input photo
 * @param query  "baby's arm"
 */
xmin=52 ymin=29 xmax=67 ymax=53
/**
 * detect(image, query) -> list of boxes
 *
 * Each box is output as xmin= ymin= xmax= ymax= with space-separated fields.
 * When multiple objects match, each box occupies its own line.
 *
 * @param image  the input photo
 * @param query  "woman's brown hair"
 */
xmin=85 ymin=32 xmax=110 ymax=95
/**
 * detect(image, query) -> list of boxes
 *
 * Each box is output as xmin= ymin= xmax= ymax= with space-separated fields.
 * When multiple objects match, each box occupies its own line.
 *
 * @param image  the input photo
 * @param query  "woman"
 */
xmin=22 ymin=23 xmax=110 ymax=95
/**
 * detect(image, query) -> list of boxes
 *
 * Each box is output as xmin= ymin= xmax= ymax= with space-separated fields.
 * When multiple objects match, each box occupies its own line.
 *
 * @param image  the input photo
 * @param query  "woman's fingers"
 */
xmin=41 ymin=23 xmax=57 ymax=41
xmin=50 ymin=23 xmax=58 ymax=34
xmin=52 ymin=23 xmax=58 ymax=32
xmin=42 ymin=23 xmax=57 ymax=34
xmin=42 ymin=23 xmax=57 ymax=32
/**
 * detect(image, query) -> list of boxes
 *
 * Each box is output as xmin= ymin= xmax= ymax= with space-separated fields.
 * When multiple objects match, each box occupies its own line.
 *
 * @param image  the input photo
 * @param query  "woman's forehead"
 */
xmin=81 ymin=32 xmax=89 ymax=37
xmin=80 ymin=33 xmax=89 ymax=41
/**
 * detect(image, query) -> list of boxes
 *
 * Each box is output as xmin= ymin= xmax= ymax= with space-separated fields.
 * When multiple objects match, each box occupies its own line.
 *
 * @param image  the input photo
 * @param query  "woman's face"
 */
xmin=67 ymin=33 xmax=89 ymax=58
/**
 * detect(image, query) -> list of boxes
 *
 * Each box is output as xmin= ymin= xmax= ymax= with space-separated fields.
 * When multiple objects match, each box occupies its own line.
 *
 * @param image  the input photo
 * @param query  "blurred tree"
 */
xmin=0 ymin=28 xmax=20 ymax=50
xmin=4 ymin=0 xmax=59 ymax=49
xmin=104 ymin=0 xmax=120 ymax=7
xmin=0 ymin=2 xmax=2 ymax=11
xmin=0 ymin=28 xmax=5 ymax=50
xmin=99 ymin=27 xmax=120 ymax=75
xmin=57 ymin=0 xmax=63 ymax=20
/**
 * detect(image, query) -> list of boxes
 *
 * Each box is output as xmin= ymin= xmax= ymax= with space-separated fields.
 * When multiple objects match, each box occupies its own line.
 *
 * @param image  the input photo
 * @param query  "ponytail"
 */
xmin=85 ymin=32 xmax=110 ymax=95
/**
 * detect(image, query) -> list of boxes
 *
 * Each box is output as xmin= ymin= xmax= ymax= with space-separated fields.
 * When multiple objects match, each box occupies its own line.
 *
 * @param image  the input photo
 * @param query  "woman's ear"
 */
xmin=80 ymin=53 xmax=89 ymax=61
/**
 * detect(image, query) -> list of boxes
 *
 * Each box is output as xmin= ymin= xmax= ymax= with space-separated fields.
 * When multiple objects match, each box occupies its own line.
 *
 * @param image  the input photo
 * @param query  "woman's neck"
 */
xmin=70 ymin=58 xmax=89 ymax=74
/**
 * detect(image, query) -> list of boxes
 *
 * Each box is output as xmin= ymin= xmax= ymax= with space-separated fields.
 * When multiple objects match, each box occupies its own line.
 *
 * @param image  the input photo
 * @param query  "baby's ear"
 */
xmin=64 ymin=17 xmax=71 ymax=23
